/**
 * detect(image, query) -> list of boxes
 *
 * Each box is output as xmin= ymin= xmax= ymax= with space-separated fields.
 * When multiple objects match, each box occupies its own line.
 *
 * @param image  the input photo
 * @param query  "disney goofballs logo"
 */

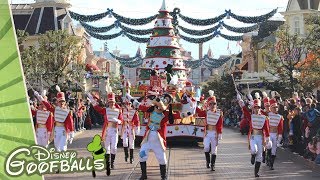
xmin=5 ymin=145 xmax=105 ymax=176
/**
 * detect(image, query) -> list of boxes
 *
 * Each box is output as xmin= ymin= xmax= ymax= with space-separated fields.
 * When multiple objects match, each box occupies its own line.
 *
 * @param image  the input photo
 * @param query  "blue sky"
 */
xmin=13 ymin=0 xmax=288 ymax=58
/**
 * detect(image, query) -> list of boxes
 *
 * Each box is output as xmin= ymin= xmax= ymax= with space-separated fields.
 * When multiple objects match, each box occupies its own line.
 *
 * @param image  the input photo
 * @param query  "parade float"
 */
xmin=124 ymin=1 xmax=206 ymax=141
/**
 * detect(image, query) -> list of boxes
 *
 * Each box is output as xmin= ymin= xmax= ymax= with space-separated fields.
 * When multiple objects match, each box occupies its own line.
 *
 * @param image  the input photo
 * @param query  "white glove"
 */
xmin=249 ymin=101 xmax=254 ymax=107
xmin=248 ymin=94 xmax=253 ymax=101
xmin=236 ymin=93 xmax=242 ymax=101
xmin=69 ymin=131 xmax=75 ymax=144
xmin=265 ymin=137 xmax=272 ymax=149
xmin=34 ymin=91 xmax=44 ymax=101
xmin=135 ymin=126 xmax=141 ymax=135
xmin=218 ymin=134 xmax=222 ymax=140
xmin=239 ymin=100 xmax=245 ymax=107
xmin=289 ymin=130 xmax=293 ymax=136
xmin=126 ymin=93 xmax=133 ymax=101
xmin=277 ymin=135 xmax=282 ymax=147
xmin=133 ymin=100 xmax=140 ymax=109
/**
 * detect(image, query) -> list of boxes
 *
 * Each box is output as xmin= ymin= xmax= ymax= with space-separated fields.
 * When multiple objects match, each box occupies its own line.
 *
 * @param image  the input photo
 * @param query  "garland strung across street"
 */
xmin=179 ymin=31 xmax=243 ymax=43
xmin=108 ymin=51 xmax=144 ymax=68
xmin=172 ymin=7 xmax=277 ymax=26
xmin=185 ymin=56 xmax=231 ymax=69
xmin=70 ymin=7 xmax=277 ymax=43
xmin=69 ymin=9 xmax=157 ymax=25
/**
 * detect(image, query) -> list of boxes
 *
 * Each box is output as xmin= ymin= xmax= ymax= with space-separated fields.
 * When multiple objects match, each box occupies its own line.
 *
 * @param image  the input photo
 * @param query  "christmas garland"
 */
xmin=219 ymin=32 xmax=243 ymax=41
xmin=86 ymin=30 xmax=123 ymax=40
xmin=125 ymin=33 xmax=149 ymax=43
xmin=108 ymin=52 xmax=141 ymax=61
xmin=221 ymin=22 xmax=259 ymax=33
xmin=179 ymin=31 xmax=219 ymax=43
xmin=69 ymin=9 xmax=112 ymax=22
xmin=80 ymin=21 xmax=115 ymax=33
xmin=111 ymin=12 xmax=157 ymax=25
xmin=172 ymin=8 xmax=277 ymax=26
xmin=228 ymin=8 xmax=277 ymax=23
xmin=119 ymin=23 xmax=153 ymax=35
xmin=178 ymin=24 xmax=220 ymax=36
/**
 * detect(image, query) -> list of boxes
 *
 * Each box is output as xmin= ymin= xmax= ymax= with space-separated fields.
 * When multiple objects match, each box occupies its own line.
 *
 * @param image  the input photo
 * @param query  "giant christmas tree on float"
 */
xmin=138 ymin=0 xmax=187 ymax=91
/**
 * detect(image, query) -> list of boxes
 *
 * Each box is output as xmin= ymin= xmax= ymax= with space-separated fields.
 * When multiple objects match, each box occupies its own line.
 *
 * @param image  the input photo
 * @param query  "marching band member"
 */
xmin=199 ymin=92 xmax=223 ymax=171
xmin=35 ymin=91 xmax=54 ymax=147
xmin=121 ymin=98 xmax=140 ymax=164
xmin=88 ymin=92 xmax=123 ymax=176
xmin=266 ymin=98 xmax=284 ymax=170
xmin=237 ymin=92 xmax=270 ymax=177
xmin=35 ymin=86 xmax=74 ymax=153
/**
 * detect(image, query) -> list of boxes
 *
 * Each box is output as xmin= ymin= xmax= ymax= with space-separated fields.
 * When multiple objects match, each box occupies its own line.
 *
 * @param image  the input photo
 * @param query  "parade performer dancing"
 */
xmin=198 ymin=90 xmax=223 ymax=171
xmin=237 ymin=92 xmax=271 ymax=177
xmin=35 ymin=87 xmax=74 ymax=152
xmin=121 ymin=97 xmax=140 ymax=164
xmin=128 ymin=91 xmax=174 ymax=180
xmin=34 ymin=91 xmax=54 ymax=147
xmin=266 ymin=98 xmax=283 ymax=170
xmin=87 ymin=92 xmax=123 ymax=176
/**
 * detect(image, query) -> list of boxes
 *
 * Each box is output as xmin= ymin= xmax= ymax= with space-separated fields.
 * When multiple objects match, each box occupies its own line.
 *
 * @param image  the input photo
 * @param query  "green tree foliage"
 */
xmin=18 ymin=30 xmax=82 ymax=86
xmin=263 ymin=15 xmax=320 ymax=93
xmin=202 ymin=74 xmax=236 ymax=102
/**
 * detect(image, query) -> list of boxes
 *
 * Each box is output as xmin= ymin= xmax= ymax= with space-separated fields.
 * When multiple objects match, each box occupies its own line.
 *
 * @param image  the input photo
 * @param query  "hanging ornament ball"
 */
xmin=163 ymin=61 xmax=167 ymax=65
xmin=155 ymin=32 xmax=159 ymax=36
xmin=175 ymin=126 xmax=179 ymax=131
xmin=155 ymin=65 xmax=159 ymax=68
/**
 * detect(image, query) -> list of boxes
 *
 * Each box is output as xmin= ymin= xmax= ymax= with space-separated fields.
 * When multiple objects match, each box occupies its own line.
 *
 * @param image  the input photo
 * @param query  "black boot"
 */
xmin=111 ymin=154 xmax=116 ymax=169
xmin=124 ymin=147 xmax=129 ymax=162
xmin=105 ymin=154 xmax=111 ymax=176
xmin=270 ymin=155 xmax=276 ymax=170
xmin=130 ymin=149 xmax=134 ymax=164
xmin=205 ymin=152 xmax=210 ymax=168
xmin=139 ymin=162 xmax=147 ymax=180
xmin=92 ymin=170 xmax=96 ymax=178
xmin=266 ymin=149 xmax=272 ymax=167
xmin=262 ymin=150 xmax=266 ymax=163
xmin=211 ymin=155 xmax=216 ymax=171
xmin=251 ymin=154 xmax=256 ymax=165
xmin=254 ymin=162 xmax=261 ymax=177
xmin=160 ymin=164 xmax=167 ymax=180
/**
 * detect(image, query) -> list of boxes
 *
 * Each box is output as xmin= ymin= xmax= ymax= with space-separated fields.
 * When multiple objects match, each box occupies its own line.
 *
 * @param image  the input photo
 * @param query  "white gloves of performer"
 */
xmin=69 ymin=131 xmax=75 ymax=144
xmin=248 ymin=93 xmax=253 ymax=101
xmin=135 ymin=126 xmax=141 ymax=135
xmin=34 ymin=91 xmax=44 ymax=101
xmin=277 ymin=135 xmax=283 ymax=147
xmin=237 ymin=93 xmax=245 ymax=107
xmin=266 ymin=136 xmax=272 ymax=149
xmin=86 ymin=93 xmax=97 ymax=105
xmin=218 ymin=134 xmax=222 ymax=140
xmin=111 ymin=117 xmax=122 ymax=124
xmin=133 ymin=100 xmax=141 ymax=109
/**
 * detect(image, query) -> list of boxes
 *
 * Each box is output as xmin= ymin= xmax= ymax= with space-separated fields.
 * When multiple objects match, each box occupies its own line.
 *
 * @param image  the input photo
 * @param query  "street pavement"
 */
xmin=44 ymin=128 xmax=320 ymax=180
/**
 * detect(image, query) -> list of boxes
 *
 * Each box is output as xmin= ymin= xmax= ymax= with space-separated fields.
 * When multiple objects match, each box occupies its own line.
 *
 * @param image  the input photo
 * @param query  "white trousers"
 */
xmin=139 ymin=131 xmax=167 ymax=165
xmin=122 ymin=125 xmax=135 ymax=149
xmin=36 ymin=128 xmax=48 ymax=147
xmin=54 ymin=127 xmax=67 ymax=152
xmin=203 ymin=130 xmax=218 ymax=155
xmin=105 ymin=127 xmax=118 ymax=154
xmin=268 ymin=133 xmax=278 ymax=155
xmin=250 ymin=135 xmax=263 ymax=162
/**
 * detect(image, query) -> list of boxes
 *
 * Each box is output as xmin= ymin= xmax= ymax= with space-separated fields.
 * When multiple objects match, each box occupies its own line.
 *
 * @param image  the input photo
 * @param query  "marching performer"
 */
xmin=128 ymin=91 xmax=174 ymax=180
xmin=262 ymin=92 xmax=270 ymax=165
xmin=267 ymin=98 xmax=284 ymax=170
xmin=237 ymin=92 xmax=271 ymax=177
xmin=35 ymin=91 xmax=54 ymax=147
xmin=35 ymin=87 xmax=74 ymax=153
xmin=199 ymin=91 xmax=223 ymax=171
xmin=88 ymin=92 xmax=123 ymax=176
xmin=121 ymin=98 xmax=140 ymax=164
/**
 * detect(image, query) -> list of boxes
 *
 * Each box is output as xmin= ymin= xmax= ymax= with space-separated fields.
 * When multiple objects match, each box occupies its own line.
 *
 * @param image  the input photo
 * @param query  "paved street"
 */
xmin=45 ymin=128 xmax=320 ymax=180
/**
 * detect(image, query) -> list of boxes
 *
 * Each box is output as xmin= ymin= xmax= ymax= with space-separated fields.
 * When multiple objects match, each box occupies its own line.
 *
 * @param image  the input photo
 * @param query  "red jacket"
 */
xmin=94 ymin=105 xmax=123 ymax=138
xmin=42 ymin=101 xmax=74 ymax=133
xmin=242 ymin=106 xmax=270 ymax=140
